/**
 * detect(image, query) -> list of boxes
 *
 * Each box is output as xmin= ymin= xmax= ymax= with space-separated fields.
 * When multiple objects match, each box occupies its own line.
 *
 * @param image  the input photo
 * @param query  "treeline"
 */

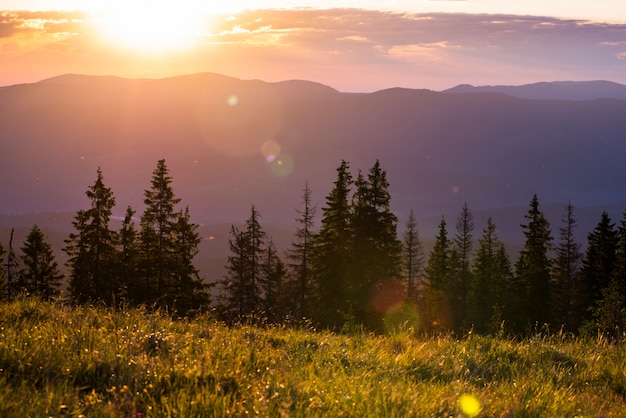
xmin=1 ymin=158 xmax=625 ymax=337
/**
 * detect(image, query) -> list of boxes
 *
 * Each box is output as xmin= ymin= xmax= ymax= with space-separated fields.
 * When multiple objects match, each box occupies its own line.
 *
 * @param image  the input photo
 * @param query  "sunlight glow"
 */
xmin=459 ymin=393 xmax=481 ymax=417
xmin=92 ymin=1 xmax=227 ymax=54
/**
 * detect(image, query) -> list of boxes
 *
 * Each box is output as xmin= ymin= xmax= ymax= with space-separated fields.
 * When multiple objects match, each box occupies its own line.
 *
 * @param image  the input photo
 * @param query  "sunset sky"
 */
xmin=1 ymin=0 xmax=625 ymax=91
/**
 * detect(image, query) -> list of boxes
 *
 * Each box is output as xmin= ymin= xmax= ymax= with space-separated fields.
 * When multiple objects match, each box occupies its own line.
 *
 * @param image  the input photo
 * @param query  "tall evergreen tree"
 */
xmin=580 ymin=211 xmax=618 ymax=326
xmin=286 ymin=182 xmax=316 ymax=319
xmin=422 ymin=217 xmax=453 ymax=332
xmin=171 ymin=206 xmax=209 ymax=314
xmin=19 ymin=225 xmax=63 ymax=300
xmin=449 ymin=202 xmax=474 ymax=332
xmin=64 ymin=168 xmax=119 ymax=305
xmin=402 ymin=209 xmax=425 ymax=304
xmin=552 ymin=202 xmax=583 ymax=331
xmin=512 ymin=195 xmax=553 ymax=332
xmin=351 ymin=160 xmax=402 ymax=328
xmin=221 ymin=225 xmax=253 ymax=319
xmin=261 ymin=240 xmax=287 ymax=322
xmin=312 ymin=160 xmax=353 ymax=329
xmin=139 ymin=159 xmax=182 ymax=304
xmin=119 ymin=206 xmax=139 ymax=303
xmin=6 ymin=229 xmax=21 ymax=301
xmin=468 ymin=218 xmax=511 ymax=334
xmin=0 ymin=242 xmax=7 ymax=300
xmin=220 ymin=205 xmax=266 ymax=321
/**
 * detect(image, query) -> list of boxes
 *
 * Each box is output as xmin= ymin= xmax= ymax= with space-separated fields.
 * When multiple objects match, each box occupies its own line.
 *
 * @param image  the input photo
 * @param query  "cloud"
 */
xmin=1 ymin=8 xmax=626 ymax=90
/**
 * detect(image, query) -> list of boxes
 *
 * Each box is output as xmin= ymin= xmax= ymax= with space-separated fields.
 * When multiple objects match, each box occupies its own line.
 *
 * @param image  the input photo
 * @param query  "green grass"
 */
xmin=0 ymin=298 xmax=624 ymax=417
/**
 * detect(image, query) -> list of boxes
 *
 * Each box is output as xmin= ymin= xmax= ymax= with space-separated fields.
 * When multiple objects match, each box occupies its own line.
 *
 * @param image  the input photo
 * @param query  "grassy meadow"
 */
xmin=0 ymin=298 xmax=625 ymax=417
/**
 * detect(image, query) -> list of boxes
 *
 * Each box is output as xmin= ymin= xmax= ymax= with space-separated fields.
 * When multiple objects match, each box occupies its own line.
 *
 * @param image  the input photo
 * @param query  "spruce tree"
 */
xmin=350 ymin=160 xmax=402 ymax=328
xmin=65 ymin=168 xmax=119 ymax=305
xmin=402 ymin=209 xmax=425 ymax=304
xmin=119 ymin=206 xmax=139 ymax=303
xmin=449 ymin=202 xmax=474 ymax=332
xmin=552 ymin=202 xmax=583 ymax=331
xmin=512 ymin=195 xmax=553 ymax=332
xmin=220 ymin=205 xmax=266 ymax=321
xmin=19 ymin=225 xmax=63 ymax=300
xmin=422 ymin=217 xmax=453 ymax=332
xmin=580 ymin=211 xmax=618 ymax=326
xmin=221 ymin=225 xmax=253 ymax=320
xmin=0 ymin=242 xmax=7 ymax=300
xmin=6 ymin=229 xmax=21 ymax=301
xmin=171 ymin=206 xmax=209 ymax=314
xmin=312 ymin=160 xmax=353 ymax=329
xmin=468 ymin=218 xmax=511 ymax=334
xmin=286 ymin=182 xmax=316 ymax=319
xmin=261 ymin=240 xmax=287 ymax=322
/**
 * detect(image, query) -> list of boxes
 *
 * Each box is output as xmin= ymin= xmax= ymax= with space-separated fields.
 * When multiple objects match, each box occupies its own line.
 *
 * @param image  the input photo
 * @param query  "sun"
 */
xmin=93 ymin=1 xmax=227 ymax=54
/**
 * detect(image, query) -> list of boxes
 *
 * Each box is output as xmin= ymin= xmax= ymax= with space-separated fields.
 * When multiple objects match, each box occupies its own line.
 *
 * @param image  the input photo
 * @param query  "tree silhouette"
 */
xmin=65 ymin=168 xmax=119 ymax=305
xmin=512 ymin=195 xmax=553 ymax=332
xmin=422 ymin=217 xmax=453 ymax=333
xmin=19 ymin=225 xmax=63 ymax=300
xmin=552 ymin=202 xmax=583 ymax=331
xmin=402 ymin=209 xmax=425 ymax=304
xmin=449 ymin=202 xmax=474 ymax=332
xmin=312 ymin=160 xmax=353 ymax=329
xmin=286 ymin=181 xmax=316 ymax=319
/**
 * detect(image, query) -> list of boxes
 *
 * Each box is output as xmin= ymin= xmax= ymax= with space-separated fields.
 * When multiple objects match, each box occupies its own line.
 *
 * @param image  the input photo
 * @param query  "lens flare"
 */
xmin=269 ymin=154 xmax=294 ymax=177
xmin=459 ymin=393 xmax=481 ymax=417
xmin=227 ymin=95 xmax=239 ymax=106
xmin=261 ymin=140 xmax=281 ymax=163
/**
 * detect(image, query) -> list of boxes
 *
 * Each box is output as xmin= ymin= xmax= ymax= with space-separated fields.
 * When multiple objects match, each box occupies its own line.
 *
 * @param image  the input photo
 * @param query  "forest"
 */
xmin=1 ymin=158 xmax=625 ymax=339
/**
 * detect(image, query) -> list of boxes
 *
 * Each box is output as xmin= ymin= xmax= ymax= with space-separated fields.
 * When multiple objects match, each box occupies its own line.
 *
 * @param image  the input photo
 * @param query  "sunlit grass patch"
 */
xmin=0 ymin=299 xmax=625 ymax=416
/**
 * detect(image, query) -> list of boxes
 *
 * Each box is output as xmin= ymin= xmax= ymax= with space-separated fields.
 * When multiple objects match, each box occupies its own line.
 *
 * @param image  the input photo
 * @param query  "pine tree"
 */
xmin=580 ymin=211 xmax=618 ymax=326
xmin=119 ymin=206 xmax=139 ymax=303
xmin=552 ymin=202 xmax=583 ymax=331
xmin=402 ymin=209 xmax=425 ymax=304
xmin=6 ymin=229 xmax=21 ymax=300
xmin=65 ymin=168 xmax=119 ymax=305
xmin=512 ymin=195 xmax=553 ymax=332
xmin=220 ymin=205 xmax=266 ymax=321
xmin=449 ymin=202 xmax=474 ymax=332
xmin=19 ymin=225 xmax=63 ymax=300
xmin=221 ymin=225 xmax=253 ymax=320
xmin=422 ymin=217 xmax=453 ymax=332
xmin=468 ymin=218 xmax=511 ymax=334
xmin=171 ymin=206 xmax=209 ymax=314
xmin=0 ymin=242 xmax=7 ymax=300
xmin=312 ymin=160 xmax=353 ymax=329
xmin=261 ymin=240 xmax=287 ymax=322
xmin=286 ymin=182 xmax=316 ymax=319
xmin=350 ymin=160 xmax=402 ymax=329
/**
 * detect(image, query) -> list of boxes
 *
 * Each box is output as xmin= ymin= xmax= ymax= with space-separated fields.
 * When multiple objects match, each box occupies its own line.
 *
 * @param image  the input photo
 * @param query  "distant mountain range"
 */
xmin=444 ymin=80 xmax=626 ymax=101
xmin=2 ymin=73 xmax=626 ymax=277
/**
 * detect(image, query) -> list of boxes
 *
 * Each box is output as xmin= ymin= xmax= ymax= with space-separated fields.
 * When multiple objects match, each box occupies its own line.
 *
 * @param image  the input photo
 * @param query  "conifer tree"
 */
xmin=468 ymin=218 xmax=510 ymax=333
xmin=580 ymin=211 xmax=618 ymax=326
xmin=261 ymin=240 xmax=287 ymax=322
xmin=0 ymin=242 xmax=7 ymax=300
xmin=220 ymin=205 xmax=266 ymax=321
xmin=221 ymin=225 xmax=253 ymax=319
xmin=19 ymin=225 xmax=63 ymax=300
xmin=512 ymin=195 xmax=553 ymax=332
xmin=119 ymin=206 xmax=139 ymax=302
xmin=6 ymin=229 xmax=21 ymax=301
xmin=402 ymin=209 xmax=425 ymax=304
xmin=350 ymin=160 xmax=402 ymax=328
xmin=139 ymin=159 xmax=182 ymax=304
xmin=286 ymin=182 xmax=316 ymax=319
xmin=552 ymin=202 xmax=583 ymax=331
xmin=449 ymin=202 xmax=474 ymax=332
xmin=312 ymin=160 xmax=353 ymax=329
xmin=422 ymin=217 xmax=453 ymax=332
xmin=171 ymin=206 xmax=209 ymax=314
xmin=65 ymin=168 xmax=119 ymax=305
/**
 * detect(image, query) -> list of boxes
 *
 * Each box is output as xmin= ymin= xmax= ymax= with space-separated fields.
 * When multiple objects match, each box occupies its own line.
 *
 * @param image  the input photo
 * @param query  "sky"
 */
xmin=1 ymin=1 xmax=626 ymax=91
